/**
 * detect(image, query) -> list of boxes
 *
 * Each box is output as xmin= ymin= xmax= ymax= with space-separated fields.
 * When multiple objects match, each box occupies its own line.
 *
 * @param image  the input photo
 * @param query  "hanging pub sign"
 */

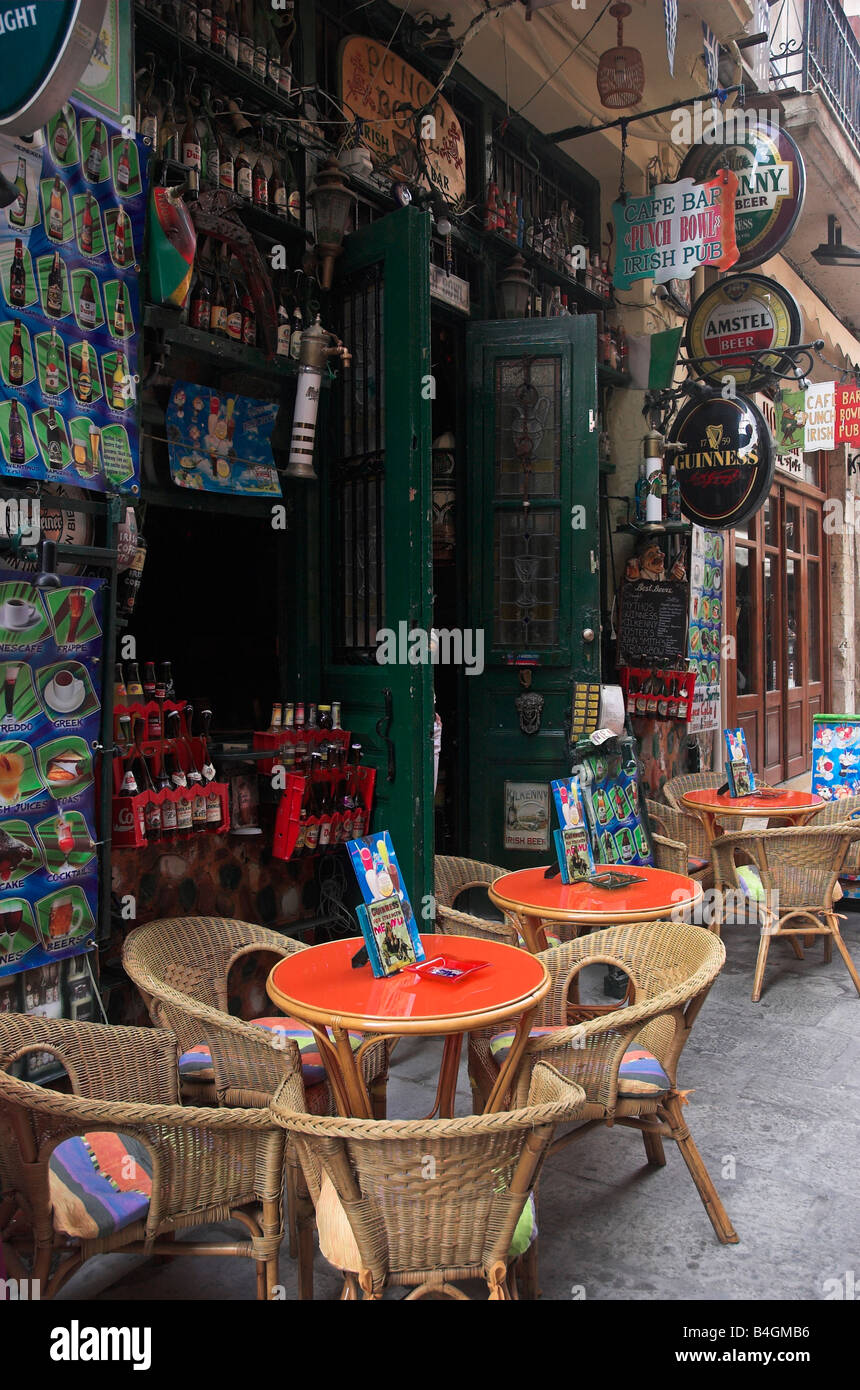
xmin=678 ymin=119 xmax=806 ymax=271
xmin=667 ymin=391 xmax=775 ymax=529
xmin=0 ymin=1 xmax=107 ymax=137
xmin=339 ymin=36 xmax=466 ymax=203
xmin=774 ymin=381 xmax=859 ymax=454
xmin=685 ymin=273 xmax=802 ymax=391
xmin=611 ymin=169 xmax=738 ymax=291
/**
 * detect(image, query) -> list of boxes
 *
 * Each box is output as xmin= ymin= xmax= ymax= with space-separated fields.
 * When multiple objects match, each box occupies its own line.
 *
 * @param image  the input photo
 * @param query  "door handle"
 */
xmin=376 ymin=687 xmax=395 ymax=783
xmin=582 ymin=628 xmax=595 ymax=642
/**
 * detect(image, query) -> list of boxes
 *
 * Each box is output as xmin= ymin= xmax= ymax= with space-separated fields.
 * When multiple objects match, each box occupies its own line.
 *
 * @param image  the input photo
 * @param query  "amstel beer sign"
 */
xmin=339 ymin=35 xmax=466 ymax=203
xmin=685 ymin=273 xmax=802 ymax=391
xmin=667 ymin=392 xmax=775 ymax=530
xmin=679 ymin=119 xmax=806 ymax=271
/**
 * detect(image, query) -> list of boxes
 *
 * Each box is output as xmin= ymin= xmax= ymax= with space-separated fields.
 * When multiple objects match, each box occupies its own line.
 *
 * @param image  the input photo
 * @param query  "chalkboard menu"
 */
xmin=618 ymin=578 xmax=689 ymax=665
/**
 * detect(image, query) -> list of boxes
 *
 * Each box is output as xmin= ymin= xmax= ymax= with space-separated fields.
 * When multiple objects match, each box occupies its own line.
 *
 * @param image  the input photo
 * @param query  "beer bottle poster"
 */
xmin=0 ymin=98 xmax=145 ymax=494
xmin=0 ymin=570 xmax=104 ymax=978
xmin=166 ymin=381 xmax=282 ymax=496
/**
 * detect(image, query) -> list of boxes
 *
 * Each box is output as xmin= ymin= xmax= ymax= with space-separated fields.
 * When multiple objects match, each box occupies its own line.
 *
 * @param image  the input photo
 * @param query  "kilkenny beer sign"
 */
xmin=0 ymin=2 xmax=107 ymax=137
xmin=611 ymin=169 xmax=738 ymax=291
xmin=667 ymin=392 xmax=775 ymax=530
xmin=679 ymin=119 xmax=806 ymax=271
xmin=339 ymin=36 xmax=466 ymax=203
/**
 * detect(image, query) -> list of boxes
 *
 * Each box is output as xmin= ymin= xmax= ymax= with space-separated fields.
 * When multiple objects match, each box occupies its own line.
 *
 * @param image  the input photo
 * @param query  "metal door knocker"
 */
xmin=515 ymin=670 xmax=543 ymax=735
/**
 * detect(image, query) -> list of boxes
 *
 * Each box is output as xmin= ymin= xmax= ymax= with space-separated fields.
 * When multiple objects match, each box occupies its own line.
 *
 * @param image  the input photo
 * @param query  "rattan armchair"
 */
xmin=434 ymin=855 xmax=509 ymax=912
xmin=663 ymin=771 xmax=724 ymax=808
xmin=646 ymin=798 xmax=714 ymax=885
xmin=123 ymin=916 xmax=390 ymax=1116
xmin=710 ymin=824 xmax=860 ymax=1001
xmin=810 ymin=795 xmax=860 ymax=876
xmin=468 ymin=919 xmax=737 ymax=1246
xmin=271 ymin=1061 xmax=586 ymax=1300
xmin=0 ymin=1014 xmax=294 ymax=1300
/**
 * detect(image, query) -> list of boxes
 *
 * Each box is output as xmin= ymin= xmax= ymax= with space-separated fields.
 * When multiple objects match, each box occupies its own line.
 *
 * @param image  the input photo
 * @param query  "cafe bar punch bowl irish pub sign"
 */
xmin=0 ymin=1 xmax=106 ymax=137
xmin=667 ymin=391 xmax=775 ymax=530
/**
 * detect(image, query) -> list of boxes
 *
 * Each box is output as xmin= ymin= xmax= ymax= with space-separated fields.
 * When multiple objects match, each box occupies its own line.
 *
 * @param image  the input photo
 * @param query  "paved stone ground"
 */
xmin=59 ymin=904 xmax=860 ymax=1303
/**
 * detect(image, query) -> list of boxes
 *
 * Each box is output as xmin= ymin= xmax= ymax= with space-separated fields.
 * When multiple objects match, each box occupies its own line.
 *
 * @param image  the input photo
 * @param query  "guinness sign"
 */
xmin=667 ymin=392 xmax=774 ymax=529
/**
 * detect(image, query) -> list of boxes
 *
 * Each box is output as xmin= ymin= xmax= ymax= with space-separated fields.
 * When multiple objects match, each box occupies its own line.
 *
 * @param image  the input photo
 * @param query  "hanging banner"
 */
xmin=166 ymin=381 xmax=282 ymax=496
xmin=0 ymin=568 xmax=103 ymax=979
xmin=667 ymin=391 xmax=775 ymax=529
xmin=803 ymin=381 xmax=836 ymax=452
xmin=339 ymin=36 xmax=466 ymax=203
xmin=688 ymin=527 xmax=723 ymax=734
xmin=611 ymin=170 xmax=739 ymax=291
xmin=775 ymin=381 xmax=841 ymax=453
xmin=678 ymin=120 xmax=806 ymax=272
xmin=837 ymin=384 xmax=860 ymax=446
xmin=0 ymin=96 xmax=145 ymax=493
xmin=685 ymin=273 xmax=803 ymax=390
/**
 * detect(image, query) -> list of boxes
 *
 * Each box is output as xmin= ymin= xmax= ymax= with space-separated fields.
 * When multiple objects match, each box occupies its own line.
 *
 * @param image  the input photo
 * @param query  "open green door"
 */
xmin=321 ymin=207 xmax=435 ymax=904
xmin=466 ymin=316 xmax=600 ymax=869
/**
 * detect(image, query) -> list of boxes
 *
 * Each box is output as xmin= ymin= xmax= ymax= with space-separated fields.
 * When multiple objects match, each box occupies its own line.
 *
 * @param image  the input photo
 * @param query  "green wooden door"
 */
xmin=466 ymin=316 xmax=600 ymax=869
xmin=320 ymin=207 xmax=434 ymax=904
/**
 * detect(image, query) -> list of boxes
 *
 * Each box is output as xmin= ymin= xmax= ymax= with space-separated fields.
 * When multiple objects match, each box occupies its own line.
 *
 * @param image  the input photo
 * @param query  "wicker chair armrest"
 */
xmin=652 ymin=832 xmax=688 ymax=876
xmin=435 ymin=903 xmax=519 ymax=947
xmin=0 ymin=1015 xmax=180 ymax=1105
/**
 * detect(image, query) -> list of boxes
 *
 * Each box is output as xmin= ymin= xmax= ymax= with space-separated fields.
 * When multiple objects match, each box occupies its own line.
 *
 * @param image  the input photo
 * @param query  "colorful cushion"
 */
xmin=178 ymin=1016 xmax=365 ymax=1089
xmin=516 ymin=929 xmax=562 ymax=951
xmin=48 ymin=1131 xmax=153 ymax=1241
xmin=688 ymin=856 xmax=709 ymax=873
xmin=489 ymin=1027 xmax=670 ymax=1099
xmin=736 ymin=865 xmax=765 ymax=901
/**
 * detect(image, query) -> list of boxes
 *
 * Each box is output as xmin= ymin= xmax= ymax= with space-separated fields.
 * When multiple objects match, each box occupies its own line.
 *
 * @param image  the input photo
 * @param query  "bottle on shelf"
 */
xmin=252 ymin=130 xmax=269 ymax=208
xmin=198 ymin=2 xmax=213 ymax=47
xmin=181 ymin=83 xmax=202 ymax=174
xmin=9 ymin=156 xmax=28 ymax=226
xmin=158 ymin=80 xmax=180 ymax=162
xmin=235 ymin=136 xmax=253 ymax=201
xmin=114 ymin=662 xmax=127 ymax=704
xmin=190 ymin=238 xmax=213 ymax=330
xmin=48 ymin=177 xmax=64 ymax=241
xmin=139 ymin=59 xmax=160 ymax=150
xmin=667 ymin=464 xmax=681 ymax=523
xmin=199 ymin=86 xmax=220 ymax=189
xmin=241 ymin=279 xmax=256 ymax=347
xmin=253 ymin=7 xmax=269 ymax=82
xmin=181 ymin=1 xmax=199 ymax=42
xmin=143 ymin=662 xmax=157 ymax=700
xmin=125 ymin=660 xmax=144 ymax=698
xmin=238 ymin=0 xmax=254 ymax=73
xmin=226 ymin=262 xmax=244 ymax=342
xmin=8 ymin=320 xmax=24 ymax=387
xmin=210 ymin=253 xmax=228 ymax=336
xmin=211 ymin=0 xmax=227 ymax=54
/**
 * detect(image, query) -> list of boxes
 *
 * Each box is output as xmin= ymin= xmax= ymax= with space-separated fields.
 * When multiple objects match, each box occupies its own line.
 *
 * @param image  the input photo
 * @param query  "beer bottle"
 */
xmin=199 ymin=86 xmax=219 ymax=188
xmin=45 ymin=328 xmax=61 ymax=393
xmin=235 ymin=142 xmax=252 ymax=200
xmin=268 ymin=703 xmax=283 ymax=735
xmin=190 ymin=243 xmax=212 ymax=330
xmin=116 ymin=140 xmax=131 ymax=194
xmin=238 ymin=0 xmax=254 ymax=72
xmin=211 ymin=0 xmax=227 ymax=53
xmin=139 ymin=62 xmax=159 ymax=151
xmin=126 ymin=661 xmax=144 ymax=697
xmin=81 ymin=194 xmax=94 ymax=255
xmin=77 ymin=341 xmax=93 ymax=403
xmin=10 ymin=239 xmax=26 ymax=306
xmin=8 ymin=321 xmax=24 ymax=387
xmin=266 ymin=16 xmax=282 ymax=90
xmin=252 ymin=141 xmax=268 ymax=209
xmin=9 ymin=157 xmax=28 ymax=226
xmin=119 ymin=752 xmax=139 ymax=797
xmin=48 ymin=177 xmax=65 ymax=241
xmin=198 ymin=2 xmax=212 ymax=46
xmin=210 ymin=252 xmax=228 ymax=336
xmin=8 ymin=401 xmax=26 ymax=464
xmin=181 ymin=99 xmax=202 ymax=173
xmin=46 ymin=252 xmax=64 ymax=318
xmin=143 ymin=662 xmax=157 ymax=699
xmin=79 ymin=273 xmax=97 ymax=329
xmin=182 ymin=0 xmax=198 ymax=40
xmin=226 ymin=270 xmax=243 ymax=342
xmin=157 ymin=757 xmax=178 ymax=838
xmin=159 ymin=661 xmax=175 ymax=699
xmin=241 ymin=283 xmax=256 ymax=347
xmin=158 ymin=82 xmax=179 ymax=162
xmin=113 ymin=282 xmax=127 ymax=338
xmin=46 ymin=407 xmax=65 ymax=470
xmin=225 ymin=0 xmax=239 ymax=64
xmin=85 ymin=124 xmax=106 ymax=182
xmin=253 ymin=8 xmax=269 ymax=81
xmin=140 ymin=753 xmax=162 ymax=842
xmin=217 ymin=115 xmax=234 ymax=192
xmin=114 ymin=663 xmax=127 ymax=704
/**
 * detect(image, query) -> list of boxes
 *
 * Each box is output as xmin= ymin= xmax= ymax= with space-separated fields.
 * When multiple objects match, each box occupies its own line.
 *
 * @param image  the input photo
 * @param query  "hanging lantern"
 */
xmin=497 ymin=253 xmax=532 ymax=319
xmin=308 ymin=157 xmax=356 ymax=290
xmin=597 ymin=3 xmax=645 ymax=110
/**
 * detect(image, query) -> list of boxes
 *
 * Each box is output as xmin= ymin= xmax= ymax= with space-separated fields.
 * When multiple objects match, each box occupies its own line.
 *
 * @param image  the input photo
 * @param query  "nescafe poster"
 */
xmin=0 ymin=97 xmax=145 ymax=493
xmin=667 ymin=392 xmax=774 ymax=530
xmin=0 ymin=570 xmax=104 ymax=978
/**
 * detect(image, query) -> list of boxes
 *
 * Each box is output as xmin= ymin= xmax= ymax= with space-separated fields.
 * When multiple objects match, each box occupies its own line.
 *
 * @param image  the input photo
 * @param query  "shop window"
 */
xmin=494 ymin=356 xmax=561 ymax=498
xmin=735 ymin=545 xmax=755 ymax=696
xmin=764 ymin=555 xmax=779 ymax=692
xmin=786 ymin=557 xmax=801 ymax=690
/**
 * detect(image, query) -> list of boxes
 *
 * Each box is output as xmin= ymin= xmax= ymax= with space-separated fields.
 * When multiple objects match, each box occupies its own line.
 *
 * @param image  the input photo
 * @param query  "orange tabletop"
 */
xmin=489 ymin=864 xmax=702 ymax=933
xmin=267 ymin=933 xmax=550 ymax=1119
xmin=681 ymin=788 xmax=823 ymax=815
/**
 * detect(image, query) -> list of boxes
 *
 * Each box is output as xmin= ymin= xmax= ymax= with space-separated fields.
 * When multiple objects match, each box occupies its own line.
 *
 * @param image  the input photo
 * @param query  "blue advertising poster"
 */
xmin=0 ymin=97 xmax=145 ymax=493
xmin=166 ymin=381 xmax=282 ymax=496
xmin=575 ymin=748 xmax=652 ymax=867
xmin=0 ymin=570 xmax=104 ymax=978
xmin=811 ymin=716 xmax=860 ymax=800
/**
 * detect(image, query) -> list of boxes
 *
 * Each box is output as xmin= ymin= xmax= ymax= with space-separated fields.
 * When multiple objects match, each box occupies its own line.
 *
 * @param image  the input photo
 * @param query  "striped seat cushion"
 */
xmin=48 ymin=1131 xmax=153 ymax=1241
xmin=688 ymin=856 xmax=709 ymax=873
xmin=178 ymin=1016 xmax=365 ymax=1088
xmin=489 ymin=1026 xmax=671 ymax=1099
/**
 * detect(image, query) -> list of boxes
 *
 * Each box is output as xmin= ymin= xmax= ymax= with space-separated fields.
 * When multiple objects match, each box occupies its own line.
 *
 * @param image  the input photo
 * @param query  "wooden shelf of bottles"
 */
xmin=487 ymin=229 xmax=608 ymax=312
xmin=144 ymin=303 xmax=327 ymax=384
xmin=134 ymin=3 xmax=315 ymax=156
xmin=157 ymin=157 xmax=311 ymax=248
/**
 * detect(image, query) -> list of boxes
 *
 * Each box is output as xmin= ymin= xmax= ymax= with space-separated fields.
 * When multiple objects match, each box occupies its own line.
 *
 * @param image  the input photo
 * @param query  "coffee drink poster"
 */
xmin=0 ymin=569 xmax=104 ymax=977
xmin=0 ymin=97 xmax=145 ymax=493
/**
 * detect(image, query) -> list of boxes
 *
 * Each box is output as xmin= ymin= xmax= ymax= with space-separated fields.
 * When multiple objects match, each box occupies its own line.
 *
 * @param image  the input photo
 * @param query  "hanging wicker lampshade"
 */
xmin=597 ymin=3 xmax=645 ymax=109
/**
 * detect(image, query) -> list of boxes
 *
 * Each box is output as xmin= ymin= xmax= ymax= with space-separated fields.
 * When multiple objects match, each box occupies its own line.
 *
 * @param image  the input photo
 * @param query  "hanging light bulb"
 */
xmin=597 ymin=3 xmax=645 ymax=109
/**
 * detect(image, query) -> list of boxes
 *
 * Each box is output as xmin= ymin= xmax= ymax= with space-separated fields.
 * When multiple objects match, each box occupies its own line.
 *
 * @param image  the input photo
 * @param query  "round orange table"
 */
xmin=489 ymin=864 xmax=704 ymax=952
xmin=680 ymin=788 xmax=823 ymax=843
xmin=266 ymin=933 xmax=550 ymax=1119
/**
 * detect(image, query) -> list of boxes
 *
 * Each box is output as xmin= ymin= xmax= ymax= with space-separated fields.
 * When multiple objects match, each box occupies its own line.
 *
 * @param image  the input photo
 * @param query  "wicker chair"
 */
xmin=810 ymin=795 xmax=860 ymax=876
xmin=663 ymin=771 xmax=724 ymax=809
xmin=434 ymin=855 xmax=509 ymax=912
xmin=0 ymin=1014 xmax=294 ymax=1300
xmin=710 ymin=824 xmax=860 ymax=1002
xmin=122 ymin=916 xmax=389 ymax=1116
xmin=646 ymin=798 xmax=714 ymax=885
xmin=468 ymin=919 xmax=738 ymax=1246
xmin=271 ymin=1061 xmax=586 ymax=1300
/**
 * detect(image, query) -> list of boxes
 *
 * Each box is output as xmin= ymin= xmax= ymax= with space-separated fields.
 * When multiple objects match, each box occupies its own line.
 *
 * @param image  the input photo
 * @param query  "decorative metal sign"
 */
xmin=667 ymin=391 xmax=775 ymax=529
xmin=685 ymin=273 xmax=802 ymax=390
xmin=678 ymin=119 xmax=806 ymax=271
xmin=339 ymin=36 xmax=466 ymax=203
xmin=612 ymin=169 xmax=738 ymax=290
xmin=0 ymin=1 xmax=107 ymax=137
